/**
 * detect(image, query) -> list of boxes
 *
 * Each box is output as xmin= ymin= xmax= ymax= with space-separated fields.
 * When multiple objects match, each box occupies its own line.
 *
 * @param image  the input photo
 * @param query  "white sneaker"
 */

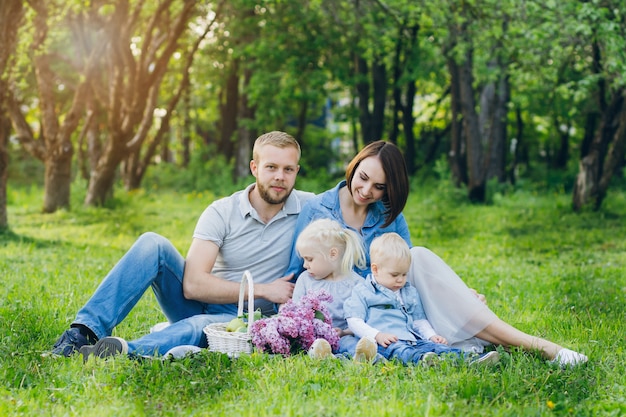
xmin=551 ymin=348 xmax=588 ymax=367
xmin=150 ymin=322 xmax=170 ymax=333
xmin=308 ymin=339 xmax=333 ymax=359
xmin=470 ymin=351 xmax=500 ymax=367
xmin=354 ymin=337 xmax=377 ymax=363
xmin=163 ymin=345 xmax=202 ymax=359
xmin=420 ymin=352 xmax=439 ymax=368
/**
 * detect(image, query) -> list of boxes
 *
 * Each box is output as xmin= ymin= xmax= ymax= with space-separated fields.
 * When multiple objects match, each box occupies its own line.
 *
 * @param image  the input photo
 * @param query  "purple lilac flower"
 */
xmin=249 ymin=289 xmax=338 ymax=356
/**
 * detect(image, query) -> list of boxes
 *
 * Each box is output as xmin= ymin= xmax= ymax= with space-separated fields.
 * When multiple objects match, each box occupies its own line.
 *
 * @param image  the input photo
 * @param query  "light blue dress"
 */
xmin=292 ymin=270 xmax=362 ymax=330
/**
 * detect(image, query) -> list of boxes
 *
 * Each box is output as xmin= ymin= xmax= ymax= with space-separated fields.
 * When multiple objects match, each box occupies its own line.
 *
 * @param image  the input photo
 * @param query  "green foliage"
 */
xmin=7 ymin=148 xmax=44 ymax=188
xmin=142 ymin=146 xmax=250 ymax=197
xmin=1 ymin=184 xmax=625 ymax=415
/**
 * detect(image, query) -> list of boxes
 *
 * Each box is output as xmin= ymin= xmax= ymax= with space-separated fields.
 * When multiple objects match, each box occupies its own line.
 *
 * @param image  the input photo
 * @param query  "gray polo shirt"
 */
xmin=193 ymin=183 xmax=314 ymax=314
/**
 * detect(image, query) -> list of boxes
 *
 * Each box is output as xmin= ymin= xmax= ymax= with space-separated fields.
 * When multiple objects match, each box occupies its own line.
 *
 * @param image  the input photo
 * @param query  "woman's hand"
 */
xmin=470 ymin=288 xmax=487 ymax=305
xmin=429 ymin=335 xmax=448 ymax=345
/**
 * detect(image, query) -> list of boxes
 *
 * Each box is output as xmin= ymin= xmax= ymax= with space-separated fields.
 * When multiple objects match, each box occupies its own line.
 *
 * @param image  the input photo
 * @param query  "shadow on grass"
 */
xmin=0 ymin=228 xmax=85 ymax=251
xmin=0 ymin=228 xmax=74 ymax=256
xmin=0 ymin=222 xmax=140 ymax=254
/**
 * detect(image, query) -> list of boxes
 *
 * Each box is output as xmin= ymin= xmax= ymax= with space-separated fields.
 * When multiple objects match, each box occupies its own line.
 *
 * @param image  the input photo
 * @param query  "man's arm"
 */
xmin=182 ymin=238 xmax=295 ymax=304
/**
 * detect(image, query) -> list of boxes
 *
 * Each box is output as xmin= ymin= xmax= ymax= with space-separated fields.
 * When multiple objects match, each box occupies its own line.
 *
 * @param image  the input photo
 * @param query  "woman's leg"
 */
xmin=409 ymin=247 xmax=587 ymax=365
xmin=476 ymin=318 xmax=562 ymax=359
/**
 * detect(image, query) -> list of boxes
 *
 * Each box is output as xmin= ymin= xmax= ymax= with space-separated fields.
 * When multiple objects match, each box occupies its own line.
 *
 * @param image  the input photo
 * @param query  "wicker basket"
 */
xmin=203 ymin=270 xmax=255 ymax=357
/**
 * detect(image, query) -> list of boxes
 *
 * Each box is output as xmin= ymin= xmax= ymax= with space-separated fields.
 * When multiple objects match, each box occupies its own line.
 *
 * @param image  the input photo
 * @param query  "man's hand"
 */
xmin=256 ymin=274 xmax=295 ymax=304
xmin=429 ymin=335 xmax=448 ymax=345
xmin=375 ymin=332 xmax=398 ymax=348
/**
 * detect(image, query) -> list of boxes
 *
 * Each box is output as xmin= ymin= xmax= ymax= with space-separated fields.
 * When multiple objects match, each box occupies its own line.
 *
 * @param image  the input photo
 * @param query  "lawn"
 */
xmin=1 ymin=182 xmax=624 ymax=416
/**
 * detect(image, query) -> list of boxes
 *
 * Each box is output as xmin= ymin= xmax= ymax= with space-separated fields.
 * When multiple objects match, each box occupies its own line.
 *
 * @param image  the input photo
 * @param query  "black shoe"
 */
xmin=50 ymin=328 xmax=91 ymax=357
xmin=80 ymin=337 xmax=129 ymax=363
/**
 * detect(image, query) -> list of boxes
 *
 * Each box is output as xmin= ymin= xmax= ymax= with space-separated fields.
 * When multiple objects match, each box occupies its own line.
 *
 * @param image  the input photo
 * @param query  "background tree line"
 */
xmin=1 ymin=0 xmax=625 ymax=229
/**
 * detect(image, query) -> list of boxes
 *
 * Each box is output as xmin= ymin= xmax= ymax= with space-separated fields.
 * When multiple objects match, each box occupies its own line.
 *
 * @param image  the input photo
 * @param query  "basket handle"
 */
xmin=236 ymin=270 xmax=254 ymax=333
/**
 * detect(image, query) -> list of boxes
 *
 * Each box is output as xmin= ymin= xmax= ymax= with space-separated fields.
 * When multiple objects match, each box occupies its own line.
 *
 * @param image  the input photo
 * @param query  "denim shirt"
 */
xmin=285 ymin=181 xmax=412 ymax=279
xmin=343 ymin=275 xmax=428 ymax=342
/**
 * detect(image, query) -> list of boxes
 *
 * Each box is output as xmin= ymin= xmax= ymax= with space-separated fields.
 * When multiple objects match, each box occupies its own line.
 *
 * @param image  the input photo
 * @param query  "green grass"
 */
xmin=1 ymin=182 xmax=625 ymax=416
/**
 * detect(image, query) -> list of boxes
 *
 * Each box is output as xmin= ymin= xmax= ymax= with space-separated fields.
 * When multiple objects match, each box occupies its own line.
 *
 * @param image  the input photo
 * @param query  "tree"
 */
xmin=82 ymin=0 xmax=205 ymax=205
xmin=208 ymin=0 xmax=345 ymax=178
xmin=573 ymin=88 xmax=626 ymax=210
xmin=432 ymin=0 xmax=512 ymax=201
xmin=121 ymin=3 xmax=223 ymax=190
xmin=0 ymin=0 xmax=25 ymax=228
xmin=8 ymin=0 xmax=100 ymax=213
xmin=571 ymin=2 xmax=626 ymax=211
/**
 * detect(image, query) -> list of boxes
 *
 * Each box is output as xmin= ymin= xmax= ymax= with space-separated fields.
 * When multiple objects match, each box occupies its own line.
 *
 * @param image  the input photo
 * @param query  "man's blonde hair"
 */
xmin=252 ymin=131 xmax=301 ymax=161
xmin=369 ymin=232 xmax=411 ymax=265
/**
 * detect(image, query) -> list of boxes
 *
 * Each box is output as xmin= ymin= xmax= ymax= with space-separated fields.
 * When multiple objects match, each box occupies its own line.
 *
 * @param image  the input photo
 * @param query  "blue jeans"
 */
xmin=74 ymin=232 xmax=238 ymax=356
xmin=338 ymin=335 xmax=463 ymax=365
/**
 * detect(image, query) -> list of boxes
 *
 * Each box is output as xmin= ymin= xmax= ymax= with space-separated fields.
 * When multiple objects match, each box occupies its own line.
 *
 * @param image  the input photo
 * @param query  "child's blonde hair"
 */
xmin=296 ymin=218 xmax=366 ymax=277
xmin=369 ymin=232 xmax=411 ymax=266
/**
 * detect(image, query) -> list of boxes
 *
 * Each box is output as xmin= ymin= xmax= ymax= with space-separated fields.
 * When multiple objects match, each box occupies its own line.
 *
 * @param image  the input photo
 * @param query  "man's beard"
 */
xmin=257 ymin=182 xmax=291 ymax=205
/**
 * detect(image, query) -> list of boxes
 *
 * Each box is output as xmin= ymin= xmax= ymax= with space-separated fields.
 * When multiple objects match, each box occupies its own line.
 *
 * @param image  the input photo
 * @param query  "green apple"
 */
xmin=226 ymin=317 xmax=246 ymax=332
xmin=235 ymin=326 xmax=248 ymax=333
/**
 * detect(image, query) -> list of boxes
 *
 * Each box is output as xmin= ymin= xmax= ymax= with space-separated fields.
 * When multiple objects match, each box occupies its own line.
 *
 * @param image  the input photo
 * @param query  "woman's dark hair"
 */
xmin=345 ymin=141 xmax=409 ymax=228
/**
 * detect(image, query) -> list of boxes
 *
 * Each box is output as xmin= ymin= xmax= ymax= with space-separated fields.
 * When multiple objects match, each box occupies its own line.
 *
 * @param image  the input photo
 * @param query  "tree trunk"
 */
xmin=595 ymin=101 xmax=626 ymax=208
xmin=389 ymin=25 xmax=404 ymax=144
xmin=0 ymin=0 xmax=24 ymax=228
xmin=354 ymin=54 xmax=372 ymax=144
xmin=508 ymin=106 xmax=523 ymax=185
xmin=234 ymin=68 xmax=256 ymax=180
xmin=77 ymin=106 xmax=95 ymax=181
xmin=219 ymin=59 xmax=239 ymax=159
xmin=36 ymin=53 xmax=74 ymax=212
xmin=122 ymin=147 xmax=142 ymax=190
xmin=393 ymin=23 xmax=419 ymax=173
xmin=43 ymin=146 xmax=73 ymax=212
xmin=371 ymin=57 xmax=386 ymax=142
xmin=573 ymin=89 xmax=624 ymax=211
xmin=294 ymin=99 xmax=308 ymax=145
xmin=447 ymin=57 xmax=467 ymax=186
xmin=181 ymin=80 xmax=191 ymax=168
xmin=87 ymin=110 xmax=102 ymax=181
xmin=350 ymin=94 xmax=359 ymax=154
xmin=581 ymin=111 xmax=599 ymax=159
xmin=0 ymin=114 xmax=8 ymax=228
xmin=85 ymin=140 xmax=122 ymax=206
xmin=486 ymin=66 xmax=509 ymax=182
xmin=402 ymin=73 xmax=417 ymax=174
xmin=553 ymin=125 xmax=570 ymax=169
xmin=457 ymin=48 xmax=485 ymax=201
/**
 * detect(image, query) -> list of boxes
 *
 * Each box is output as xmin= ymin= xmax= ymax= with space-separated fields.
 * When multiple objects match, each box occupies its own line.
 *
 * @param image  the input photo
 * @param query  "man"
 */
xmin=51 ymin=131 xmax=314 ymax=359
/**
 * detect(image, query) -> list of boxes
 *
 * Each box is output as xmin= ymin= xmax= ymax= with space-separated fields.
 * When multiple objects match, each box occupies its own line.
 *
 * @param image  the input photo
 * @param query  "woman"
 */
xmin=286 ymin=140 xmax=411 ymax=278
xmin=286 ymin=140 xmax=587 ymax=367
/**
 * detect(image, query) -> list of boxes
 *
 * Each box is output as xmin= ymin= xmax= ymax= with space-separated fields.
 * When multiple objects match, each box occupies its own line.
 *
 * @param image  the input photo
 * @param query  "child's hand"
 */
xmin=375 ymin=332 xmax=398 ymax=347
xmin=429 ymin=335 xmax=448 ymax=345
xmin=336 ymin=328 xmax=353 ymax=337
